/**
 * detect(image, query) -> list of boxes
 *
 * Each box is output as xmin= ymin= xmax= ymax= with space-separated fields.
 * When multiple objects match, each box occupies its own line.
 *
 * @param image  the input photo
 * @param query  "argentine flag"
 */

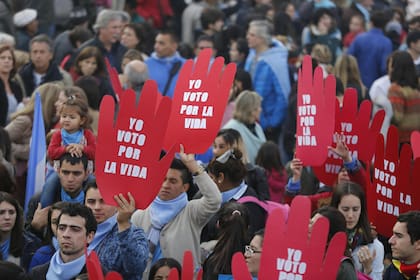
xmin=25 ymin=93 xmax=46 ymax=213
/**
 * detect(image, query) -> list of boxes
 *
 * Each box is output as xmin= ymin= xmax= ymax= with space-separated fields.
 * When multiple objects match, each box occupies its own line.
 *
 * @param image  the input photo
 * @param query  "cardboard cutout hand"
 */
xmin=410 ymin=131 xmax=420 ymax=159
xmin=295 ymin=55 xmax=336 ymax=166
xmin=167 ymin=251 xmax=202 ymax=280
xmin=314 ymin=90 xmax=384 ymax=185
xmin=86 ymin=251 xmax=123 ymax=280
xmin=368 ymin=126 xmax=420 ymax=237
xmin=232 ymin=196 xmax=346 ymax=280
xmin=163 ymin=48 xmax=236 ymax=153
xmin=95 ymin=81 xmax=176 ymax=208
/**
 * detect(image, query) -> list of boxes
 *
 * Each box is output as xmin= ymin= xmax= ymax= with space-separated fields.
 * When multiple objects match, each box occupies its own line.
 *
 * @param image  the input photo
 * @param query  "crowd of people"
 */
xmin=0 ymin=0 xmax=419 ymax=279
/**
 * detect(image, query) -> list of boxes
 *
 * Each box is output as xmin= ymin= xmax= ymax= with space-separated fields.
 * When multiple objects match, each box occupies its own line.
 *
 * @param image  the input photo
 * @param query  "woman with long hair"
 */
xmin=334 ymin=54 xmax=367 ymax=106
xmin=0 ymin=44 xmax=24 ymax=126
xmin=0 ymin=192 xmax=23 ymax=264
xmin=387 ymin=51 xmax=420 ymax=145
xmin=330 ymin=182 xmax=384 ymax=280
xmin=203 ymin=202 xmax=250 ymax=280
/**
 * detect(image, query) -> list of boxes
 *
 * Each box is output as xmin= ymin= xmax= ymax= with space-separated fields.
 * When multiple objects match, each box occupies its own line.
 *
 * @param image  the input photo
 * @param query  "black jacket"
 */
xmin=18 ymin=62 xmax=64 ymax=96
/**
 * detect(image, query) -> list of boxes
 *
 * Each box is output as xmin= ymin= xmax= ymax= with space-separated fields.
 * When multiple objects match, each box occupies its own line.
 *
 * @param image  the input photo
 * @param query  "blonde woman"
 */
xmin=334 ymin=54 xmax=367 ymax=106
xmin=223 ymin=90 xmax=266 ymax=164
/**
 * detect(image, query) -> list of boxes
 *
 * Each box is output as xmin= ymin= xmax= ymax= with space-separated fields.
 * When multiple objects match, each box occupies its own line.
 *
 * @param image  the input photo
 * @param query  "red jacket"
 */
xmin=48 ymin=129 xmax=96 ymax=160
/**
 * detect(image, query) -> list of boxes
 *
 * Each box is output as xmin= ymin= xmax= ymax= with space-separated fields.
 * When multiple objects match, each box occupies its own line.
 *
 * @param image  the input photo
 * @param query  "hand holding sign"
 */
xmin=368 ymin=126 xmax=420 ymax=237
xmin=295 ymin=55 xmax=336 ymax=166
xmin=232 ymin=196 xmax=346 ymax=279
xmin=95 ymin=81 xmax=176 ymax=209
xmin=164 ymin=48 xmax=236 ymax=153
xmin=314 ymin=90 xmax=384 ymax=185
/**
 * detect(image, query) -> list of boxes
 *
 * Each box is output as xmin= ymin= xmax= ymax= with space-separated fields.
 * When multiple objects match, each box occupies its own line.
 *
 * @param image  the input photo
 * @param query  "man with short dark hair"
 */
xmin=384 ymin=211 xmax=420 ymax=280
xmin=348 ymin=11 xmax=393 ymax=89
xmin=18 ymin=34 xmax=73 ymax=96
xmin=28 ymin=203 xmax=98 ymax=280
xmin=406 ymin=31 xmax=420 ymax=77
xmin=146 ymin=30 xmax=185 ymax=98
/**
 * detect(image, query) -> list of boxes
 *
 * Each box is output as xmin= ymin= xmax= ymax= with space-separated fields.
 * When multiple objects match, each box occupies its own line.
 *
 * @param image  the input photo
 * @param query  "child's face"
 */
xmin=79 ymin=56 xmax=98 ymax=76
xmin=60 ymin=106 xmax=85 ymax=133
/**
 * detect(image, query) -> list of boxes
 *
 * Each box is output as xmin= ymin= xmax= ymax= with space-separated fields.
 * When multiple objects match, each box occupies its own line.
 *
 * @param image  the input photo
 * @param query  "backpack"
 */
xmin=237 ymin=196 xmax=290 ymax=219
xmin=341 ymin=256 xmax=373 ymax=280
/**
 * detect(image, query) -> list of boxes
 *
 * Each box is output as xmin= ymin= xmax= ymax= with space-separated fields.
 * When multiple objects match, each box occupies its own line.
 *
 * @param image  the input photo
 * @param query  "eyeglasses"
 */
xmin=245 ymin=245 xmax=262 ymax=255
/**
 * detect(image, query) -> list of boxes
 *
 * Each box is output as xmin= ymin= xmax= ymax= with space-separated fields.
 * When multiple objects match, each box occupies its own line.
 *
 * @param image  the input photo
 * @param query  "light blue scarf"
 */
xmin=46 ymin=251 xmax=86 ymax=280
xmin=221 ymin=181 xmax=248 ymax=203
xmin=0 ymin=238 xmax=10 ymax=260
xmin=148 ymin=193 xmax=188 ymax=247
xmin=88 ymin=214 xmax=117 ymax=252
xmin=52 ymin=237 xmax=59 ymax=250
xmin=61 ymin=188 xmax=85 ymax=204
xmin=61 ymin=128 xmax=84 ymax=146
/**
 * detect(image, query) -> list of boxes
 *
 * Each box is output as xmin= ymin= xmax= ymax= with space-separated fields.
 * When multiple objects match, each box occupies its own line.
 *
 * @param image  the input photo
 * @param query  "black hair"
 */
xmin=406 ymin=31 xmax=420 ymax=48
xmin=0 ymin=261 xmax=28 ymax=280
xmin=207 ymin=148 xmax=247 ymax=187
xmin=255 ymin=141 xmax=285 ymax=173
xmin=59 ymin=153 xmax=89 ymax=170
xmin=390 ymin=51 xmax=418 ymax=89
xmin=200 ymin=7 xmax=224 ymax=30
xmin=58 ymin=203 xmax=97 ymax=235
xmin=170 ymin=158 xmax=193 ymax=187
xmin=148 ymin=258 xmax=182 ymax=280
xmin=370 ymin=11 xmax=389 ymax=30
xmin=397 ymin=211 xmax=420 ymax=244
xmin=0 ymin=192 xmax=23 ymax=259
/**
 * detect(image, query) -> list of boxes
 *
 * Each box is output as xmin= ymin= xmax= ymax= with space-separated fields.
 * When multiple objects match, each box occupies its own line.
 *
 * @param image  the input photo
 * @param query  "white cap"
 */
xmin=13 ymin=9 xmax=37 ymax=28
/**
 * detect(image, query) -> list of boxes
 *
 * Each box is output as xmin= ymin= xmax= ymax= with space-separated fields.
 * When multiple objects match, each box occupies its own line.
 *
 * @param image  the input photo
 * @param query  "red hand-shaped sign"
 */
xmin=95 ymin=81 xmax=176 ymax=209
xmin=87 ymin=251 xmax=123 ymax=280
xmin=314 ymin=89 xmax=384 ymax=185
xmin=168 ymin=251 xmax=202 ymax=280
xmin=232 ymin=196 xmax=346 ymax=280
xmin=368 ymin=126 xmax=420 ymax=237
xmin=410 ymin=131 xmax=420 ymax=159
xmin=295 ymin=55 xmax=336 ymax=166
xmin=163 ymin=48 xmax=236 ymax=153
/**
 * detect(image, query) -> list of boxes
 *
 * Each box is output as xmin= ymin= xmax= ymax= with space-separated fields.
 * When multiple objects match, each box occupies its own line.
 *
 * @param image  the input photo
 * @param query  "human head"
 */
xmin=74 ymin=46 xmax=106 ymax=77
xmin=255 ymin=141 xmax=284 ymax=172
xmin=75 ymin=76 xmax=101 ymax=110
xmin=55 ymin=86 xmax=90 ymax=118
xmin=58 ymin=153 xmax=89 ymax=197
xmin=84 ymin=180 xmax=117 ymax=224
xmin=311 ymin=206 xmax=347 ymax=242
xmin=124 ymin=60 xmax=149 ymax=91
xmin=158 ymin=158 xmax=192 ymax=201
xmin=245 ymin=229 xmax=265 ymax=276
xmin=330 ymin=182 xmax=373 ymax=244
xmin=59 ymin=95 xmax=90 ymax=132
xmin=389 ymin=51 xmax=418 ymax=89
xmin=212 ymin=128 xmax=249 ymax=163
xmin=229 ymin=38 xmax=249 ymax=65
xmin=46 ymin=201 xmax=71 ymax=241
xmin=247 ymin=20 xmax=273 ymax=50
xmin=94 ymin=9 xmax=124 ymax=46
xmin=233 ymin=90 xmax=262 ymax=124
xmin=388 ymin=211 xmax=420 ymax=264
xmin=407 ymin=31 xmax=420 ymax=53
xmin=230 ymin=68 xmax=253 ymax=102
xmin=349 ymin=14 xmax=366 ymax=33
xmin=195 ymin=34 xmax=216 ymax=57
xmin=370 ymin=11 xmax=388 ymax=30
xmin=0 ymin=260 xmax=28 ymax=280
xmin=13 ymin=8 xmax=38 ymax=35
xmin=207 ymin=149 xmax=247 ymax=192
xmin=0 ymin=32 xmax=16 ymax=47
xmin=29 ymin=34 xmax=53 ymax=73
xmin=68 ymin=26 xmax=92 ymax=49
xmin=121 ymin=23 xmax=146 ymax=51
xmin=148 ymin=258 xmax=182 ymax=280
xmin=154 ymin=30 xmax=178 ymax=58
xmin=200 ymin=7 xmax=224 ymax=33
xmin=57 ymin=203 xmax=97 ymax=260
xmin=312 ymin=8 xmax=334 ymax=31
xmin=0 ymin=192 xmax=23 ymax=258
xmin=0 ymin=44 xmax=17 ymax=77
xmin=334 ymin=54 xmax=362 ymax=87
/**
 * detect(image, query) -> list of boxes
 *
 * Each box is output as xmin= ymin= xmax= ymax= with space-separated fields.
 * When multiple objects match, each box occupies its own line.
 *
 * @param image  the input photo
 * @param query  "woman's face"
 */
xmin=0 ymin=50 xmax=14 ymax=74
xmin=50 ymin=209 xmax=61 ymax=236
xmin=251 ymin=104 xmax=262 ymax=122
xmin=79 ymin=56 xmax=98 ymax=76
xmin=0 ymin=201 xmax=17 ymax=233
xmin=121 ymin=27 xmax=139 ymax=49
xmin=153 ymin=265 xmax=171 ymax=280
xmin=55 ymin=91 xmax=67 ymax=117
xmin=213 ymin=136 xmax=230 ymax=158
xmin=337 ymin=194 xmax=361 ymax=230
xmin=318 ymin=14 xmax=332 ymax=32
xmin=245 ymin=235 xmax=263 ymax=276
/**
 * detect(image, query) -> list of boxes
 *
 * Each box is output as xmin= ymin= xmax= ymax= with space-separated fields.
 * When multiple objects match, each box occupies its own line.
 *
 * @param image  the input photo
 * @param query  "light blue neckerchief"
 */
xmin=46 ymin=251 xmax=86 ymax=280
xmin=52 ymin=237 xmax=59 ymax=250
xmin=61 ymin=128 xmax=84 ymax=146
xmin=0 ymin=238 xmax=10 ymax=260
xmin=61 ymin=188 xmax=85 ymax=204
xmin=88 ymin=214 xmax=117 ymax=252
xmin=148 ymin=193 xmax=188 ymax=247
xmin=221 ymin=181 xmax=248 ymax=203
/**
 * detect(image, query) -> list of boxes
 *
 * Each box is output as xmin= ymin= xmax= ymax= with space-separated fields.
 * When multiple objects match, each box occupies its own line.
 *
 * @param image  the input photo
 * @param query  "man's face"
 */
xmin=154 ymin=34 xmax=177 ymax=58
xmin=409 ymin=39 xmax=420 ymax=55
xmin=389 ymin=221 xmax=420 ymax=263
xmin=195 ymin=39 xmax=215 ymax=57
xmin=85 ymin=187 xmax=116 ymax=224
xmin=100 ymin=19 xmax=123 ymax=45
xmin=30 ymin=42 xmax=52 ymax=72
xmin=158 ymin=168 xmax=188 ymax=201
xmin=58 ymin=160 xmax=88 ymax=197
xmin=246 ymin=26 xmax=263 ymax=49
xmin=57 ymin=214 xmax=94 ymax=260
